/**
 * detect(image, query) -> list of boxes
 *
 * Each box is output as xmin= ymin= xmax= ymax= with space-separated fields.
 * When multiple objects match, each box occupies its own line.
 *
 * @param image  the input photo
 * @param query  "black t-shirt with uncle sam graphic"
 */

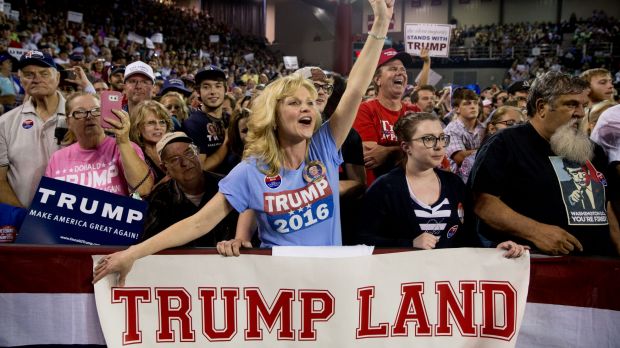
xmin=470 ymin=123 xmax=615 ymax=256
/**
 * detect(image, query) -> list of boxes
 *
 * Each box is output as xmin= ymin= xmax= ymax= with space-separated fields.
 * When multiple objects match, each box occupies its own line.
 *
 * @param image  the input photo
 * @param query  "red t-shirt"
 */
xmin=353 ymin=99 xmax=420 ymax=184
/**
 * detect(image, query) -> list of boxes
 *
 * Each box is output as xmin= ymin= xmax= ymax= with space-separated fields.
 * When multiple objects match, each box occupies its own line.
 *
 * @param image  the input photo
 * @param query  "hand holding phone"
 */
xmin=65 ymin=68 xmax=77 ymax=81
xmin=100 ymin=91 xmax=123 ymax=129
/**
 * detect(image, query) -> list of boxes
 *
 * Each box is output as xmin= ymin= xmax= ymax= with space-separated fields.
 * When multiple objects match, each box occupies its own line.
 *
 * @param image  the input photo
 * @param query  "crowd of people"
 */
xmin=0 ymin=0 xmax=618 ymax=285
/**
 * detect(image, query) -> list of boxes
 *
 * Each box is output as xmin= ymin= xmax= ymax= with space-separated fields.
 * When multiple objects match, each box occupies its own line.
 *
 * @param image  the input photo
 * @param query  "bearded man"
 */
xmin=469 ymin=71 xmax=620 ymax=256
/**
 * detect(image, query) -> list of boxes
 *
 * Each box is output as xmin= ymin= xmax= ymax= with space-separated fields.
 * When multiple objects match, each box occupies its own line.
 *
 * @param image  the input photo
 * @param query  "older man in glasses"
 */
xmin=0 ymin=51 xmax=64 ymax=207
xmin=141 ymin=132 xmax=237 ymax=246
xmin=470 ymin=71 xmax=620 ymax=257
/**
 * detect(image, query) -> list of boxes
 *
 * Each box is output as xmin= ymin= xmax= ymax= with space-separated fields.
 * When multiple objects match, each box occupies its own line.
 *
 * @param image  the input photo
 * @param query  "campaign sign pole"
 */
xmin=16 ymin=177 xmax=147 ymax=246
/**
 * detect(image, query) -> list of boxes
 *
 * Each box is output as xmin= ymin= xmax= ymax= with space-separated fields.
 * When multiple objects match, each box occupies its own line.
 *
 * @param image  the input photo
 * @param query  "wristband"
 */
xmin=368 ymin=32 xmax=387 ymax=40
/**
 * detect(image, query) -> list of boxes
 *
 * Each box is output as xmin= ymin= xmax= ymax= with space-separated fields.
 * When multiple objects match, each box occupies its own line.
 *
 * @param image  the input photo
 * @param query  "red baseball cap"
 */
xmin=376 ymin=48 xmax=414 ymax=69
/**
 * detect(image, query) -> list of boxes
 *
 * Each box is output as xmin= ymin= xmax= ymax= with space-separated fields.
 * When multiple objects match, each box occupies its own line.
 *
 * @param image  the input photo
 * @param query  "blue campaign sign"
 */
xmin=16 ymin=177 xmax=148 ymax=246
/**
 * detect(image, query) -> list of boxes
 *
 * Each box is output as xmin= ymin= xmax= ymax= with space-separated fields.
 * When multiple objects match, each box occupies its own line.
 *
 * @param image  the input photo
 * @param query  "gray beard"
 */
xmin=549 ymin=120 xmax=594 ymax=165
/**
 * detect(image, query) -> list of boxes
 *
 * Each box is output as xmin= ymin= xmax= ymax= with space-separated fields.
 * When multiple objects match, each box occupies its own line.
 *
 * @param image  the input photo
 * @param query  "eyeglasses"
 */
xmin=144 ymin=119 xmax=168 ymax=128
xmin=494 ymin=119 xmax=524 ymax=127
xmin=313 ymin=82 xmax=333 ymax=95
xmin=411 ymin=134 xmax=450 ymax=149
xmin=162 ymin=144 xmax=199 ymax=166
xmin=70 ymin=108 xmax=101 ymax=119
xmin=125 ymin=79 xmax=154 ymax=87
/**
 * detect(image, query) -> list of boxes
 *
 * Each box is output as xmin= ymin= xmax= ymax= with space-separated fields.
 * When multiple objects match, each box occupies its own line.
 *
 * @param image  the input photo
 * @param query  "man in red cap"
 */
xmin=353 ymin=48 xmax=428 ymax=184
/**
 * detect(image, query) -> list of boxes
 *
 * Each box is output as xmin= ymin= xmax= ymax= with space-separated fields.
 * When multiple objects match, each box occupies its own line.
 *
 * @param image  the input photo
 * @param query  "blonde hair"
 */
xmin=244 ymin=74 xmax=320 ymax=176
xmin=130 ymin=100 xmax=173 ymax=147
xmin=62 ymin=92 xmax=100 ymax=146
xmin=160 ymin=91 xmax=190 ymax=122
xmin=589 ymin=99 xmax=617 ymax=131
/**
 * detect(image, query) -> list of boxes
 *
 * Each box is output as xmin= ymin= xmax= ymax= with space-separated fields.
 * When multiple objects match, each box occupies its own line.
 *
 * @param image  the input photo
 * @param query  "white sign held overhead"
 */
xmin=127 ymin=32 xmax=144 ymax=44
xmin=9 ymin=9 xmax=17 ymax=21
xmin=150 ymin=33 xmax=163 ymax=44
xmin=0 ymin=1 xmax=5 ymax=13
xmin=3 ymin=3 xmax=10 ymax=15
xmin=144 ymin=38 xmax=154 ymax=49
xmin=416 ymin=68 xmax=443 ymax=86
xmin=243 ymin=53 xmax=254 ymax=62
xmin=7 ymin=47 xmax=27 ymax=60
xmin=405 ymin=23 xmax=452 ymax=58
xmin=67 ymin=11 xmax=83 ymax=23
xmin=283 ymin=56 xmax=299 ymax=70
xmin=209 ymin=35 xmax=219 ymax=43
xmin=103 ymin=37 xmax=119 ymax=47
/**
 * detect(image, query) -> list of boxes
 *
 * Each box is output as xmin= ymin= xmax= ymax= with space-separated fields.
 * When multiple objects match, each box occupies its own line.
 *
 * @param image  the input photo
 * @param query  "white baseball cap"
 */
xmin=124 ymin=61 xmax=155 ymax=82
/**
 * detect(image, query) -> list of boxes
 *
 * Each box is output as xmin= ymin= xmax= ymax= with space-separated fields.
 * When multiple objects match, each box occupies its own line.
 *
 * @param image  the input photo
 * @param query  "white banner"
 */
xmin=67 ymin=10 xmax=83 ymax=23
xmin=209 ymin=35 xmax=220 ymax=43
xmin=283 ymin=56 xmax=299 ymax=70
xmin=405 ymin=23 xmax=452 ymax=58
xmin=94 ymin=248 xmax=529 ymax=347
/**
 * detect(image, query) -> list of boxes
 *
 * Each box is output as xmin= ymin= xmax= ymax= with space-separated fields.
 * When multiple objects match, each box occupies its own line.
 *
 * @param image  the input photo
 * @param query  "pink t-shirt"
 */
xmin=45 ymin=136 xmax=145 ymax=196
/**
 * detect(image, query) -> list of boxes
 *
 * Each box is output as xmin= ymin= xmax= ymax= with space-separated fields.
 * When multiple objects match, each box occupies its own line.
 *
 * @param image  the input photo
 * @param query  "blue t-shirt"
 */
xmin=219 ymin=122 xmax=343 ymax=247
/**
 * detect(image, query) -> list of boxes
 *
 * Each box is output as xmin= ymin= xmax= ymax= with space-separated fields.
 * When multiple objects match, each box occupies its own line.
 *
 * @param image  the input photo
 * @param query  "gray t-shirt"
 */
xmin=0 ymin=92 xmax=65 ymax=207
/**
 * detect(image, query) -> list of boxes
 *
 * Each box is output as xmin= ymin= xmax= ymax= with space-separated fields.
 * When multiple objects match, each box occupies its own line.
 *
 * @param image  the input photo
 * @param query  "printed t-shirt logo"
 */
xmin=263 ymin=178 xmax=334 ymax=234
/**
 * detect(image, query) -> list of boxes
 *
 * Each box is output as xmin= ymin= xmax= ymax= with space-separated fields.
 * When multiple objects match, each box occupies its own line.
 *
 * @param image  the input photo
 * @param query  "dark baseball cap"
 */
xmin=195 ymin=66 xmax=226 ymax=85
xmin=159 ymin=78 xmax=191 ymax=97
xmin=17 ymin=50 xmax=57 ymax=70
xmin=507 ymin=80 xmax=531 ymax=95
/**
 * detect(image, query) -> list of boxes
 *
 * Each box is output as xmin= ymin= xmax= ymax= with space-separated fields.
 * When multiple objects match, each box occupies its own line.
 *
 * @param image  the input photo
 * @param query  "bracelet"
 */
xmin=128 ymin=169 xmax=151 ymax=196
xmin=368 ymin=32 xmax=387 ymax=40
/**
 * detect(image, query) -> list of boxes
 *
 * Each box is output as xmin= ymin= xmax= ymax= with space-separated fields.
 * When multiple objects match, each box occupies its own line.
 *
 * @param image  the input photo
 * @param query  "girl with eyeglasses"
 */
xmin=94 ymin=0 xmax=396 ymax=285
xmin=129 ymin=100 xmax=174 ymax=185
xmin=356 ymin=112 xmax=527 ymax=257
xmin=45 ymin=92 xmax=153 ymax=198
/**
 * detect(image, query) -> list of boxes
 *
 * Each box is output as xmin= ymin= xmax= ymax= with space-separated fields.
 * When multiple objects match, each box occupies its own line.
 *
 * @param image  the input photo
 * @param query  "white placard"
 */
xmin=150 ymin=33 xmax=163 ymax=44
xmin=3 ymin=3 xmax=10 ymax=15
xmin=144 ymin=38 xmax=154 ymax=49
xmin=416 ymin=68 xmax=443 ymax=86
xmin=94 ymin=248 xmax=530 ymax=347
xmin=243 ymin=53 xmax=254 ymax=62
xmin=199 ymin=49 xmax=210 ymax=59
xmin=0 ymin=1 xmax=5 ymax=13
xmin=283 ymin=56 xmax=299 ymax=70
xmin=7 ymin=47 xmax=27 ymax=60
xmin=67 ymin=11 xmax=83 ymax=23
xmin=405 ymin=23 xmax=452 ymax=58
xmin=127 ymin=32 xmax=144 ymax=44
xmin=103 ymin=37 xmax=119 ymax=47
xmin=209 ymin=35 xmax=220 ymax=43
xmin=9 ymin=9 xmax=18 ymax=21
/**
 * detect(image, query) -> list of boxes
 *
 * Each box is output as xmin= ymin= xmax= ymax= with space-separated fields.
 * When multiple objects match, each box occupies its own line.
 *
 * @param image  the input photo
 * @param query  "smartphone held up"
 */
xmin=100 ymin=91 xmax=123 ymax=129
